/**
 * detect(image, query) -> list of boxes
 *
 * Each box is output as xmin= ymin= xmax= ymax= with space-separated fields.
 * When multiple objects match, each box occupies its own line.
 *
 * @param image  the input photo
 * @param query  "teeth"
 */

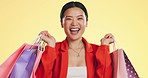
xmin=70 ymin=28 xmax=79 ymax=31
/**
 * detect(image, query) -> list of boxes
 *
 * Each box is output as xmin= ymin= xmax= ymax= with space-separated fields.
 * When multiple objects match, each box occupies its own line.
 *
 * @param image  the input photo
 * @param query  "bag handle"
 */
xmin=38 ymin=41 xmax=46 ymax=51
xmin=32 ymin=35 xmax=43 ymax=45
xmin=30 ymin=35 xmax=46 ymax=51
xmin=111 ymin=39 xmax=120 ymax=52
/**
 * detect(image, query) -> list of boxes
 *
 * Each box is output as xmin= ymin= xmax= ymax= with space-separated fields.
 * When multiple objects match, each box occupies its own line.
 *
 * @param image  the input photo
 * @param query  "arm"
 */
xmin=95 ymin=45 xmax=112 ymax=78
xmin=95 ymin=33 xmax=114 ymax=78
xmin=36 ymin=46 xmax=57 ymax=78
xmin=36 ymin=31 xmax=57 ymax=78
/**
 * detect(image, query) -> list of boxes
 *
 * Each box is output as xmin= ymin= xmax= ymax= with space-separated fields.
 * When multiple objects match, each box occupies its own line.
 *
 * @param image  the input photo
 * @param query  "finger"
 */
xmin=46 ymin=32 xmax=52 ymax=38
xmin=39 ymin=30 xmax=51 ymax=37
xmin=40 ymin=35 xmax=50 ymax=42
xmin=104 ymin=33 xmax=111 ymax=38
xmin=104 ymin=33 xmax=114 ymax=39
xmin=39 ymin=31 xmax=46 ymax=36
xmin=100 ymin=38 xmax=105 ymax=42
xmin=42 ymin=30 xmax=48 ymax=36
xmin=108 ymin=34 xmax=114 ymax=38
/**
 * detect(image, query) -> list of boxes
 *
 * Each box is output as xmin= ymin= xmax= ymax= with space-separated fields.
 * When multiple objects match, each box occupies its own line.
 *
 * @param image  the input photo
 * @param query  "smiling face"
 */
xmin=61 ymin=7 xmax=88 ymax=41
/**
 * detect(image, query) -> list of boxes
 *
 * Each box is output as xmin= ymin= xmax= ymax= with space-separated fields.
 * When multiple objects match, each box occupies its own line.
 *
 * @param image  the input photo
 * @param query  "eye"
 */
xmin=78 ymin=17 xmax=83 ymax=20
xmin=65 ymin=17 xmax=73 ymax=20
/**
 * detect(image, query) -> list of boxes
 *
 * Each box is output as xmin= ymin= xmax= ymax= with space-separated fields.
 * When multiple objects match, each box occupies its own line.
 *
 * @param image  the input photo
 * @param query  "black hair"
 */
xmin=60 ymin=1 xmax=88 ymax=22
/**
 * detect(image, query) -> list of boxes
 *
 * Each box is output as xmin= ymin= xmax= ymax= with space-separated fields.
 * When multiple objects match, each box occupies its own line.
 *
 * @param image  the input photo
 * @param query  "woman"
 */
xmin=36 ymin=1 xmax=114 ymax=78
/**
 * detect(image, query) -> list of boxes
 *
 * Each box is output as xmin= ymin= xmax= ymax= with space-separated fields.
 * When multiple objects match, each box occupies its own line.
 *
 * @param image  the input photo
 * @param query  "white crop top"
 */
xmin=67 ymin=66 xmax=87 ymax=78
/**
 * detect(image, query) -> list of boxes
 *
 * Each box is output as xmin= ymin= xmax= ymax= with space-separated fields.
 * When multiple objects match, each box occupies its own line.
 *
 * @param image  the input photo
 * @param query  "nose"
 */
xmin=71 ymin=19 xmax=78 ymax=26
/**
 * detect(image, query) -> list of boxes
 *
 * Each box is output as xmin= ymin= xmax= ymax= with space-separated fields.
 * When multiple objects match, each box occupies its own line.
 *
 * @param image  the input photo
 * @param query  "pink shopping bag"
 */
xmin=0 ymin=44 xmax=43 ymax=78
xmin=0 ymin=35 xmax=44 ymax=78
xmin=0 ymin=43 xmax=32 ymax=78
xmin=30 ymin=50 xmax=43 ymax=78
xmin=111 ymin=49 xmax=139 ymax=78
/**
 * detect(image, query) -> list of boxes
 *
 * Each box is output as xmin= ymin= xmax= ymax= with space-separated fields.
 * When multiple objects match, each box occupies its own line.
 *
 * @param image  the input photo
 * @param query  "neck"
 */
xmin=67 ymin=37 xmax=83 ymax=49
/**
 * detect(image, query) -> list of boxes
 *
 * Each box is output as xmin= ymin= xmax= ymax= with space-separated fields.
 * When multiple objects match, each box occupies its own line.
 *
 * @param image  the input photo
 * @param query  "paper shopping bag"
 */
xmin=111 ymin=49 xmax=139 ymax=78
xmin=9 ymin=46 xmax=37 ymax=78
xmin=30 ymin=50 xmax=43 ymax=78
xmin=0 ymin=43 xmax=29 ymax=78
xmin=0 ymin=35 xmax=44 ymax=78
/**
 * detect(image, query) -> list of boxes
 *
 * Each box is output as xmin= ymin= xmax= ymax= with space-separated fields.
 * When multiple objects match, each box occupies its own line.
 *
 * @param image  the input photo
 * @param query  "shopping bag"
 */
xmin=9 ymin=46 xmax=38 ymax=78
xmin=111 ymin=49 xmax=139 ymax=78
xmin=0 ymin=35 xmax=44 ymax=78
xmin=30 ymin=50 xmax=43 ymax=78
xmin=30 ymin=40 xmax=44 ymax=78
xmin=0 ymin=43 xmax=28 ymax=78
xmin=9 ymin=35 xmax=44 ymax=78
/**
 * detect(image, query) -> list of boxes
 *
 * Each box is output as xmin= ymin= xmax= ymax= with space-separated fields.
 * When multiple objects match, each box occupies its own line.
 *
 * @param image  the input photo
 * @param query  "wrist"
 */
xmin=47 ymin=42 xmax=55 ymax=48
xmin=101 ymin=42 xmax=109 ymax=46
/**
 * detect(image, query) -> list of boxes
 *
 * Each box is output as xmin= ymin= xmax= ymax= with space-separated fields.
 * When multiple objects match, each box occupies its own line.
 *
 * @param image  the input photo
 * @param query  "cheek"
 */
xmin=80 ymin=21 xmax=87 ymax=28
xmin=63 ymin=23 xmax=70 ymax=33
xmin=83 ymin=20 xmax=87 ymax=26
xmin=63 ymin=26 xmax=70 ymax=36
xmin=62 ymin=21 xmax=72 ymax=31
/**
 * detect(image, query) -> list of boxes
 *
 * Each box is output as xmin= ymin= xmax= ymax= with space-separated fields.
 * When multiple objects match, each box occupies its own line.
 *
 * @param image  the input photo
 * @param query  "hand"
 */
xmin=39 ymin=30 xmax=56 ymax=47
xmin=100 ymin=33 xmax=115 ymax=46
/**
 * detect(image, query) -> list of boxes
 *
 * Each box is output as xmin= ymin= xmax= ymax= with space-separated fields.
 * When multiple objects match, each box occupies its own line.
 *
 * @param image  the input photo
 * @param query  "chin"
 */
xmin=67 ymin=35 xmax=82 ymax=41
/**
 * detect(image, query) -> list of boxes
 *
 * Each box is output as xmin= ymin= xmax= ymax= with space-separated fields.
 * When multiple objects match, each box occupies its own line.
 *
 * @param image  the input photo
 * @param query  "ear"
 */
xmin=61 ymin=24 xmax=63 ymax=28
xmin=61 ymin=21 xmax=64 ymax=28
xmin=85 ymin=21 xmax=88 ymax=27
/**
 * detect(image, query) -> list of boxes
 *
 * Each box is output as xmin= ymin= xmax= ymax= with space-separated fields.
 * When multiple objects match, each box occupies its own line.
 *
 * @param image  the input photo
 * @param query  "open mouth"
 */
xmin=70 ymin=28 xmax=80 ymax=35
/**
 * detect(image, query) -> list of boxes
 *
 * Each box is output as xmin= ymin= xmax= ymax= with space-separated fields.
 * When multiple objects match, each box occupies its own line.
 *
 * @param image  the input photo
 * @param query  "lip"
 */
xmin=69 ymin=28 xmax=80 ymax=35
xmin=70 ymin=28 xmax=80 ymax=31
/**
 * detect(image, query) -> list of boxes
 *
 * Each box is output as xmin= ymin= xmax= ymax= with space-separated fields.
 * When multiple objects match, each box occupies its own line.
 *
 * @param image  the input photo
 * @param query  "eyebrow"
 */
xmin=77 ymin=15 xmax=84 ymax=17
xmin=65 ymin=16 xmax=72 ymax=18
xmin=65 ymin=15 xmax=84 ymax=18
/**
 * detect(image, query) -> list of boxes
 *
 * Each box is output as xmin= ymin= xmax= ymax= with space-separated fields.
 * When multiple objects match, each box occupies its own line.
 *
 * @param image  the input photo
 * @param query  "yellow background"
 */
xmin=0 ymin=0 xmax=147 ymax=77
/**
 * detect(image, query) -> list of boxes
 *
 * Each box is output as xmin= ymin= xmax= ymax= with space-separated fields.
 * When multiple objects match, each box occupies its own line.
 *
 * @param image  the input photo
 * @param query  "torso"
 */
xmin=68 ymin=45 xmax=86 ymax=67
xmin=52 ymin=38 xmax=100 ymax=78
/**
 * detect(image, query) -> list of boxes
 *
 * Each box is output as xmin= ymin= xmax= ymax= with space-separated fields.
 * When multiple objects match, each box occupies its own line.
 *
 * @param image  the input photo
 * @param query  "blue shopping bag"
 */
xmin=9 ymin=47 xmax=37 ymax=78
